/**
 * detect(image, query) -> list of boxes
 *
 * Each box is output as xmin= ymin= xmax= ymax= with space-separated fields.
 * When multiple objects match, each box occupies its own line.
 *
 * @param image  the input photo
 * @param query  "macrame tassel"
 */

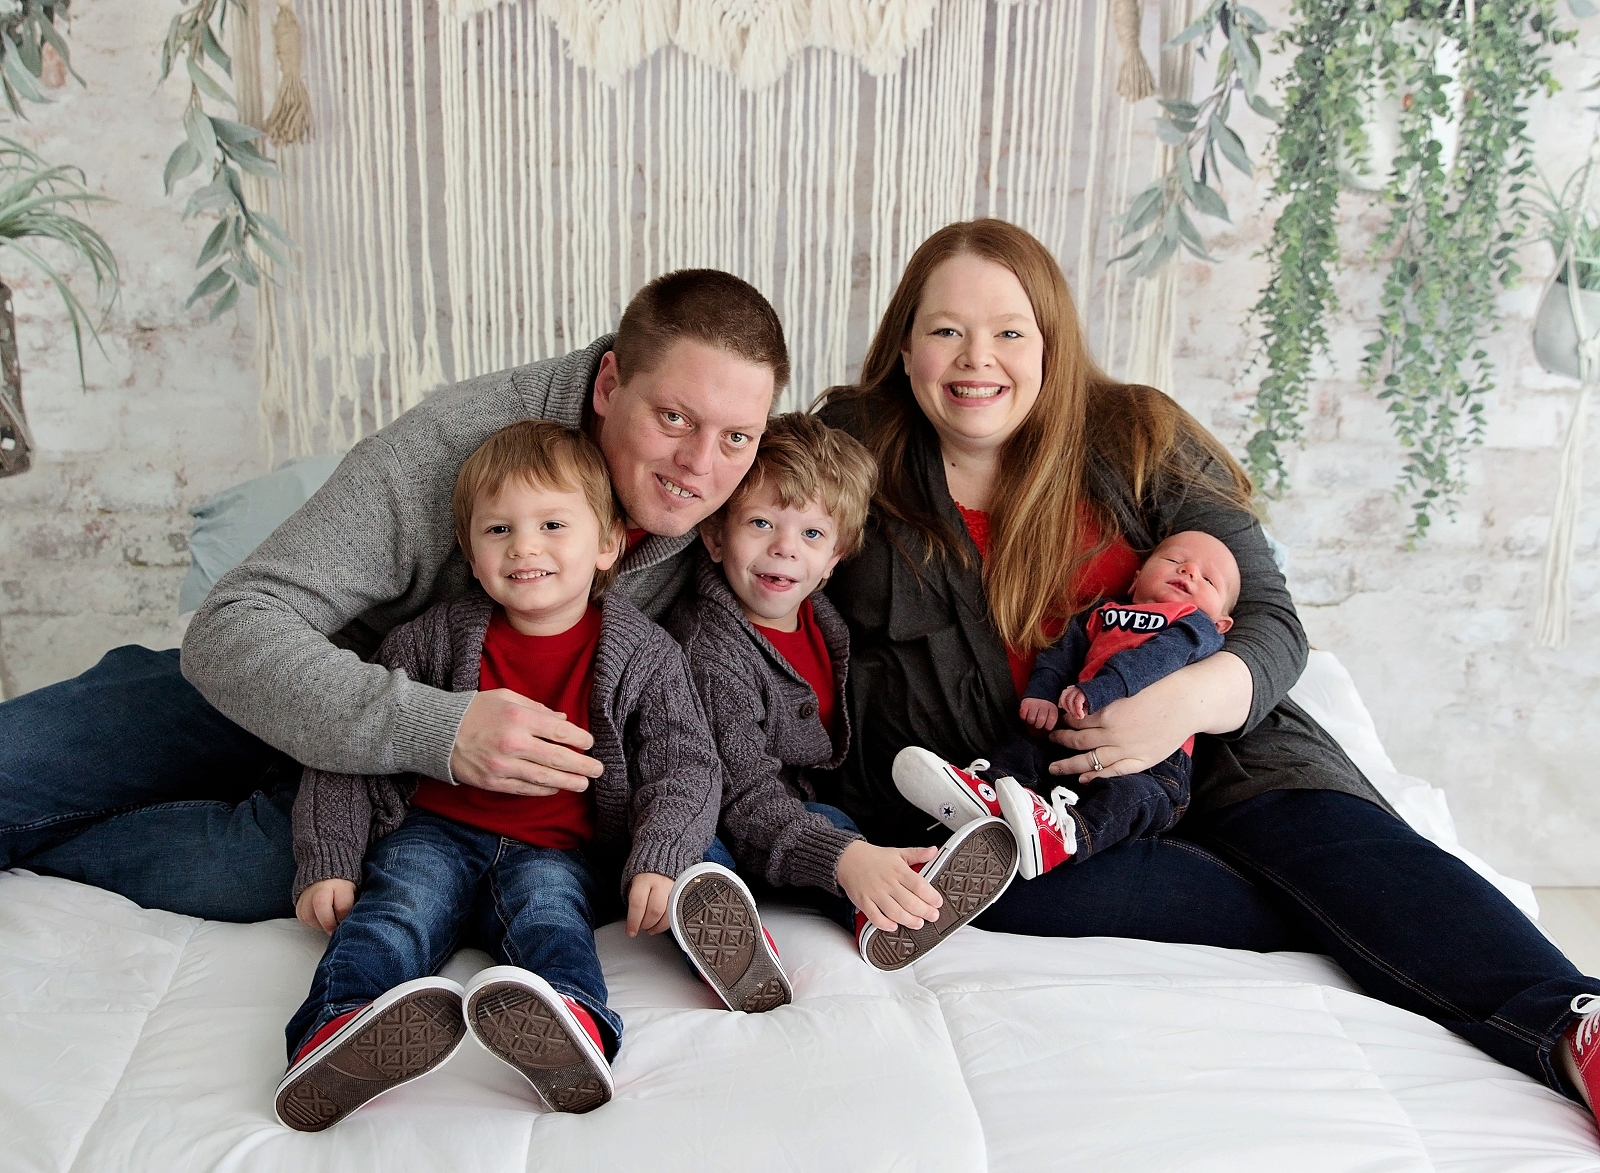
xmin=1113 ymin=0 xmax=1155 ymax=102
xmin=265 ymin=0 xmax=314 ymax=145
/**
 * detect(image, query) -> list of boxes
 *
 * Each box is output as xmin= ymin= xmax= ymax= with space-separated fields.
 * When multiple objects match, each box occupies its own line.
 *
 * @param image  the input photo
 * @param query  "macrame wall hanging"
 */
xmin=231 ymin=0 xmax=1183 ymax=459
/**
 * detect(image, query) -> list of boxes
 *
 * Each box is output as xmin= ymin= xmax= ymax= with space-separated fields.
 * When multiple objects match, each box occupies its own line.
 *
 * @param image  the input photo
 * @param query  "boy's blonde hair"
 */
xmin=453 ymin=420 xmax=624 ymax=596
xmin=715 ymin=412 xmax=877 ymax=559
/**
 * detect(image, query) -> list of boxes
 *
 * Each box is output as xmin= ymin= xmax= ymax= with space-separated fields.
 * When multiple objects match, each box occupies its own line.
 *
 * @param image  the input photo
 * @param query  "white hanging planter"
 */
xmin=1337 ymin=21 xmax=1464 ymax=193
xmin=1533 ymin=275 xmax=1600 ymax=379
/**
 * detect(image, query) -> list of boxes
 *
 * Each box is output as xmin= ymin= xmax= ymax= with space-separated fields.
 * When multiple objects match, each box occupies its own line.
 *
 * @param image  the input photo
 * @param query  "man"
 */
xmin=0 ymin=269 xmax=784 ymax=922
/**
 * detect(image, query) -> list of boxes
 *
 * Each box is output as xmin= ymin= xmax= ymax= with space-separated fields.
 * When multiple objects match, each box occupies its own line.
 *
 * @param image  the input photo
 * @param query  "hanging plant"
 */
xmin=0 ymin=2 xmax=76 ymax=113
xmin=160 ymin=0 xmax=291 ymax=321
xmin=1114 ymin=0 xmax=1280 ymax=276
xmin=1246 ymin=0 xmax=1578 ymax=541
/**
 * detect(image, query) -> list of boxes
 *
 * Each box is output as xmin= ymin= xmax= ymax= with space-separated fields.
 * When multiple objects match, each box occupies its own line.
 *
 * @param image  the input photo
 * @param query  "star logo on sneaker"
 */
xmin=977 ymin=783 xmax=997 ymax=803
xmin=940 ymin=802 xmax=957 ymax=819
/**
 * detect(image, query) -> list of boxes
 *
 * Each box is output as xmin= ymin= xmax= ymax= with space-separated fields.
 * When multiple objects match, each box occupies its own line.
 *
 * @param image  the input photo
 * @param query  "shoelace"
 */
xmin=965 ymin=758 xmax=992 ymax=779
xmin=1572 ymin=994 xmax=1600 ymax=1051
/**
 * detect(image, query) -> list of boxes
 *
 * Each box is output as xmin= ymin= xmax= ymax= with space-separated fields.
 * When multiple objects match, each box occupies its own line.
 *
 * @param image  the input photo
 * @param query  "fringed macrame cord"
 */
xmin=1114 ymin=0 xmax=1156 ymax=101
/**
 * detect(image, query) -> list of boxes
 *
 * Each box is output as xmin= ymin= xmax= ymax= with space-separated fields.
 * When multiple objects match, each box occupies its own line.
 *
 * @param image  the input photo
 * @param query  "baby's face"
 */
xmin=1129 ymin=531 xmax=1239 ymax=629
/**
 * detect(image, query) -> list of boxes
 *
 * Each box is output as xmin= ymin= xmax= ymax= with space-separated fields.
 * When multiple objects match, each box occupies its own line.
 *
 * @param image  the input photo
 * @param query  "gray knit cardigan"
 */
xmin=667 ymin=554 xmax=863 ymax=895
xmin=291 ymin=590 xmax=723 ymax=903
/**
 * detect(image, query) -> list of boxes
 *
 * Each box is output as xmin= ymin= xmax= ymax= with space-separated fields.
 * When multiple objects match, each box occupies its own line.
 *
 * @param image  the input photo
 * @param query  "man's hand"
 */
xmin=296 ymin=878 xmax=357 ymax=934
xmin=1060 ymin=686 xmax=1090 ymax=723
xmin=626 ymin=872 xmax=675 ymax=937
xmin=451 ymin=689 xmax=606 ymax=796
xmin=836 ymin=840 xmax=943 ymax=932
xmin=1019 ymin=696 xmax=1059 ymax=731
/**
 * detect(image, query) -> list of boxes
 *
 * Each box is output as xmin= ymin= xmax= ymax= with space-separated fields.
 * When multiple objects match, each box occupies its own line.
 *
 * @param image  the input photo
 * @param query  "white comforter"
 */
xmin=3 ymin=652 xmax=1597 ymax=1171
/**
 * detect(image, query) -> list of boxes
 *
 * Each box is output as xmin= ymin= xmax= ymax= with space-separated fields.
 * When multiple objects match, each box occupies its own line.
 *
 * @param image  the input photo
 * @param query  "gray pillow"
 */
xmin=180 ymin=454 xmax=344 ymax=613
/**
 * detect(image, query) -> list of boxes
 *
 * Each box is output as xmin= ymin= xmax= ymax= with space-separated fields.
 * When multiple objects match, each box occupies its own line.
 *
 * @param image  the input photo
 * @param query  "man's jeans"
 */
xmin=0 ymin=646 xmax=299 ymax=921
xmin=977 ymin=787 xmax=1600 ymax=1102
xmin=285 ymin=810 xmax=622 ymax=1063
xmin=704 ymin=801 xmax=858 ymax=932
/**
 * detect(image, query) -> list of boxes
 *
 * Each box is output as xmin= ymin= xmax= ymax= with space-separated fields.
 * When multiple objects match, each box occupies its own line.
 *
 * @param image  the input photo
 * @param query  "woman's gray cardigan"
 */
xmin=817 ymin=401 xmax=1387 ymax=848
xmin=667 ymin=554 xmax=863 ymax=895
xmin=290 ymin=590 xmax=723 ymax=902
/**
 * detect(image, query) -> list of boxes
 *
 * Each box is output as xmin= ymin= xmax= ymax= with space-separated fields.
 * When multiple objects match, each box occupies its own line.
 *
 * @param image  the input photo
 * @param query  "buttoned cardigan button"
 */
xmin=798 ymin=701 xmax=817 ymax=719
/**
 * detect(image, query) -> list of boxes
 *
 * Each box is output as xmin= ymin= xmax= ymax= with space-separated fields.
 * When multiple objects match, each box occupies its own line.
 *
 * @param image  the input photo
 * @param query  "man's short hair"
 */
xmin=716 ymin=412 xmax=878 ymax=559
xmin=613 ymin=269 xmax=790 ymax=391
xmin=453 ymin=420 xmax=624 ymax=595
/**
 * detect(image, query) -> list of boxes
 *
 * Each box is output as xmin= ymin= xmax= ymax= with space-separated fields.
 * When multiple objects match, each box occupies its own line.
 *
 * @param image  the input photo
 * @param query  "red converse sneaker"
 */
xmin=893 ymin=746 xmax=1003 ymax=831
xmin=274 ymin=976 xmax=466 ymax=1132
xmin=1565 ymin=993 xmax=1600 ymax=1120
xmin=997 ymin=778 xmax=1077 ymax=880
xmin=669 ymin=862 xmax=792 ymax=1013
xmin=464 ymin=967 xmax=614 ymax=1114
xmin=857 ymin=815 xmax=1019 ymax=970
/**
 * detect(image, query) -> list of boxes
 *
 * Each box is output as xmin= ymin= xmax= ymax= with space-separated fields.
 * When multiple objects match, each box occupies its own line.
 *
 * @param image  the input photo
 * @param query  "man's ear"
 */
xmin=699 ymin=517 xmax=725 ymax=563
xmin=596 ymin=519 xmax=625 ymax=572
xmin=1213 ymin=615 xmax=1233 ymax=634
xmin=592 ymin=350 xmax=621 ymax=421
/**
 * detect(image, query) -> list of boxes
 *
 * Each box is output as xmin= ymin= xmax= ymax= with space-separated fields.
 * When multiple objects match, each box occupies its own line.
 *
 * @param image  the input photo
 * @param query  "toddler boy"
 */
xmin=894 ymin=530 xmax=1238 ymax=881
xmin=667 ymin=413 xmax=1018 ymax=987
xmin=275 ymin=420 xmax=721 ymax=1131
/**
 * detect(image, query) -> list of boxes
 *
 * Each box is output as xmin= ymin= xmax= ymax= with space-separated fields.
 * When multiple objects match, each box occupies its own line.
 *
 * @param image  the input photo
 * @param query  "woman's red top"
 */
xmin=954 ymin=504 xmax=1141 ymax=699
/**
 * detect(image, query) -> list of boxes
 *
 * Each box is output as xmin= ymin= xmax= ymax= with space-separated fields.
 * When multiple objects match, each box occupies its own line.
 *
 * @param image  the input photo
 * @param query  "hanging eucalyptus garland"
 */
xmin=1247 ymin=0 xmax=1574 ymax=540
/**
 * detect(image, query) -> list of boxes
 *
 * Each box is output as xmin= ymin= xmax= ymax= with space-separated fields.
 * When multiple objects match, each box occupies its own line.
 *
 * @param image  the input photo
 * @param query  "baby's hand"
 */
xmin=1019 ymin=696 xmax=1059 ymax=731
xmin=296 ymin=878 xmax=357 ymax=935
xmin=1060 ymin=686 xmax=1090 ymax=723
xmin=627 ymin=871 xmax=675 ymax=937
xmin=836 ymin=840 xmax=943 ymax=932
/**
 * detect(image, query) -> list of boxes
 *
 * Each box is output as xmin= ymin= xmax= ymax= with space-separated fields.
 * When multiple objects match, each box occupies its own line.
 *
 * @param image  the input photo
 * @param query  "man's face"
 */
xmin=591 ymin=339 xmax=776 ymax=537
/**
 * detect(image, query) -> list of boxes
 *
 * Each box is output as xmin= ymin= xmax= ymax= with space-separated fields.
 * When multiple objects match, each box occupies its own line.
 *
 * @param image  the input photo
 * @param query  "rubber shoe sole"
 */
xmin=274 ymin=976 xmax=466 ymax=1132
xmin=859 ymin=817 xmax=1019 ymax=971
xmin=464 ymin=967 xmax=614 ymax=1114
xmin=669 ymin=862 xmax=792 ymax=1013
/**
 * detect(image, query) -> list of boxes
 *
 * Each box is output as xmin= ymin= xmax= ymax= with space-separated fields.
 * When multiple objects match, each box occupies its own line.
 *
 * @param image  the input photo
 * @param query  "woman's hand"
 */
xmin=1048 ymin=651 xmax=1253 ymax=780
xmin=296 ymin=878 xmax=357 ymax=934
xmin=835 ymin=840 xmax=942 ymax=932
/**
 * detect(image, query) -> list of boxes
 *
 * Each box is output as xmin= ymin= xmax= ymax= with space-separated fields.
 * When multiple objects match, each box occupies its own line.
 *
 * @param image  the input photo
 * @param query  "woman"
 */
xmin=818 ymin=219 xmax=1600 ymax=1115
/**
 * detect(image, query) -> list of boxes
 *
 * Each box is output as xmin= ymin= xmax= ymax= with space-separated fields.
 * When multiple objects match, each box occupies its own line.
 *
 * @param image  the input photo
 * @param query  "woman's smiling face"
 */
xmin=901 ymin=253 xmax=1045 ymax=458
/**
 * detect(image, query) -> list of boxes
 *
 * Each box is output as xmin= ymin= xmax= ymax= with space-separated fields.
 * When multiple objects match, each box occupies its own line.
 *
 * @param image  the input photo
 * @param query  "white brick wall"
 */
xmin=1 ymin=0 xmax=1595 ymax=885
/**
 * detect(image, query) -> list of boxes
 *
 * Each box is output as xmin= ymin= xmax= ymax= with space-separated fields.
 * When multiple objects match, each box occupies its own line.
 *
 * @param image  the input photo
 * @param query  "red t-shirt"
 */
xmin=955 ymin=503 xmax=1141 ymax=698
xmin=411 ymin=604 xmax=603 ymax=848
xmin=625 ymin=527 xmax=648 ymax=553
xmin=754 ymin=598 xmax=838 ymax=741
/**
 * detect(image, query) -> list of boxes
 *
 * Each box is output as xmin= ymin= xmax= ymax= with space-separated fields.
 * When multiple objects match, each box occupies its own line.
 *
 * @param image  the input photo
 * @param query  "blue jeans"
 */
xmin=285 ymin=810 xmax=622 ymax=1063
xmin=0 ymin=646 xmax=299 ymax=921
xmin=978 ymin=787 xmax=1600 ymax=1101
xmin=704 ymin=802 xmax=858 ymax=932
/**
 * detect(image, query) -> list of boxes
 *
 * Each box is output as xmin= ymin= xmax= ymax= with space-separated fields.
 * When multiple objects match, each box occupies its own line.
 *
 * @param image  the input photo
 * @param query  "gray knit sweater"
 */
xmin=667 ymin=554 xmax=863 ymax=895
xmin=181 ymin=336 xmax=699 ymax=784
xmin=290 ymin=590 xmax=722 ymax=902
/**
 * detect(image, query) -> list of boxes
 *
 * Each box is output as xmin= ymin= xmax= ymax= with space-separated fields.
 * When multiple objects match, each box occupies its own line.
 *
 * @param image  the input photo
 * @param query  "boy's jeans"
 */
xmin=704 ymin=801 xmax=858 ymax=931
xmin=285 ymin=811 xmax=623 ymax=1063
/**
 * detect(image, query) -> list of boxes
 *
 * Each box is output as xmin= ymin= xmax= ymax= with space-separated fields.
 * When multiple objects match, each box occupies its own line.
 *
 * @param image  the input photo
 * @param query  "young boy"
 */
xmin=666 ymin=413 xmax=1019 ymax=990
xmin=275 ymin=420 xmax=721 ymax=1131
xmin=894 ymin=530 xmax=1239 ymax=881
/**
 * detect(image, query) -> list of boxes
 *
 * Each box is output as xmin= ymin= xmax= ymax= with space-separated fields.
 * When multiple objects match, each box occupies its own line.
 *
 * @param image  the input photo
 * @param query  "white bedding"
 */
xmin=3 ymin=652 xmax=1596 ymax=1171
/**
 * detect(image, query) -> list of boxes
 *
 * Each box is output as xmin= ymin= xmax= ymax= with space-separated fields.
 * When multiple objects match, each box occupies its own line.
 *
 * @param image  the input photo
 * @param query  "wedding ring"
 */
xmin=1090 ymin=751 xmax=1104 ymax=772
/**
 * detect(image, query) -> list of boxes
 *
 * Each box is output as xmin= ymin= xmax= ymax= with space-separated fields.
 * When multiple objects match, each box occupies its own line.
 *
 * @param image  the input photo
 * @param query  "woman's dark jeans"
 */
xmin=979 ymin=787 xmax=1600 ymax=1100
xmin=285 ymin=810 xmax=623 ymax=1063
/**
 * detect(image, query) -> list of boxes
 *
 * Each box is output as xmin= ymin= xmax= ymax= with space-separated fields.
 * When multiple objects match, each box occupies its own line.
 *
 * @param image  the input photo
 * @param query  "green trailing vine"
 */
xmin=0 ymin=2 xmax=77 ymax=114
xmin=160 ymin=0 xmax=290 ymax=320
xmin=1115 ymin=0 xmax=1279 ymax=275
xmin=1248 ymin=0 xmax=1574 ymax=540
